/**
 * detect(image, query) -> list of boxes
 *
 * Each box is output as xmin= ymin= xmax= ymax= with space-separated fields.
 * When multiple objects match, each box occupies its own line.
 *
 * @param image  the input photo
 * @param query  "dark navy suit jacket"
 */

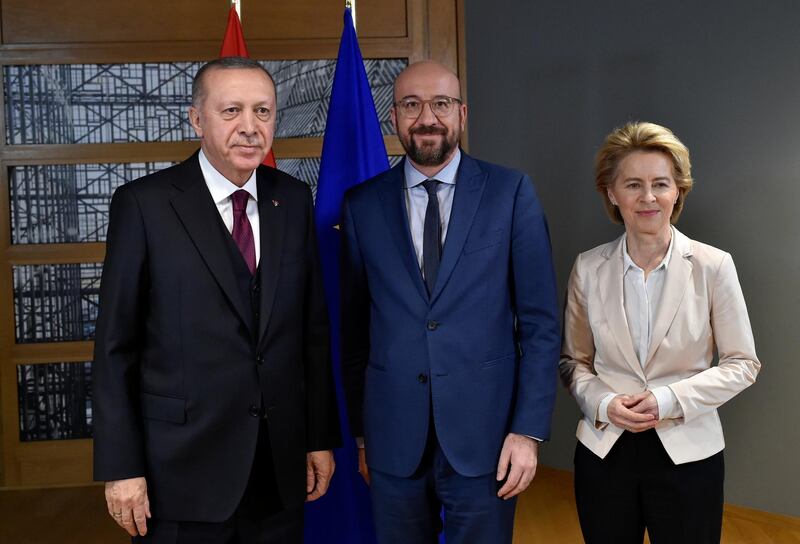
xmin=341 ymin=152 xmax=560 ymax=478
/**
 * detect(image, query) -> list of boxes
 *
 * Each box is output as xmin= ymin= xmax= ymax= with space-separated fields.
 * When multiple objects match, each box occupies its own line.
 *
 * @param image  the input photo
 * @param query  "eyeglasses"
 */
xmin=393 ymin=96 xmax=462 ymax=119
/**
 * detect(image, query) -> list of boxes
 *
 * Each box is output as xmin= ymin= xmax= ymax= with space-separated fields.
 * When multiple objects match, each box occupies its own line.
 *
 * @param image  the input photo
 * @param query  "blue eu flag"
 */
xmin=304 ymin=7 xmax=388 ymax=544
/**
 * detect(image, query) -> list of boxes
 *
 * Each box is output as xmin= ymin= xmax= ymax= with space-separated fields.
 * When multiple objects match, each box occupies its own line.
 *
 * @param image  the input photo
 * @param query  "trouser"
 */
xmin=135 ymin=420 xmax=303 ymax=544
xmin=369 ymin=430 xmax=517 ymax=544
xmin=574 ymin=429 xmax=724 ymax=544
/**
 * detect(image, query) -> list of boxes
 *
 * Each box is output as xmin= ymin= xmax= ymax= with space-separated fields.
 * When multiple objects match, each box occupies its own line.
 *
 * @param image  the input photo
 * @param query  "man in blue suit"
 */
xmin=340 ymin=60 xmax=560 ymax=543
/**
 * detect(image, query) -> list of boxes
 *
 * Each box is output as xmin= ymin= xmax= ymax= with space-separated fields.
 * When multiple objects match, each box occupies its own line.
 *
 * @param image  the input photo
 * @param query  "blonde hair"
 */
xmin=595 ymin=121 xmax=693 ymax=224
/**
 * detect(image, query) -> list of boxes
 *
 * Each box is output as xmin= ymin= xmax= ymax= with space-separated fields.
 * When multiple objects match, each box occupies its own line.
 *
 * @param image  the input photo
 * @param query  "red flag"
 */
xmin=219 ymin=5 xmax=277 ymax=167
xmin=219 ymin=6 xmax=250 ymax=57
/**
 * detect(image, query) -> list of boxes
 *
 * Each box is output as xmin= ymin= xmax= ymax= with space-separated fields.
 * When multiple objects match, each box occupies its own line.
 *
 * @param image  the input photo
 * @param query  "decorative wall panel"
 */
xmin=13 ymin=263 xmax=103 ymax=343
xmin=4 ymin=59 xmax=405 ymax=145
xmin=10 ymin=162 xmax=172 ymax=245
xmin=17 ymin=362 xmax=92 ymax=442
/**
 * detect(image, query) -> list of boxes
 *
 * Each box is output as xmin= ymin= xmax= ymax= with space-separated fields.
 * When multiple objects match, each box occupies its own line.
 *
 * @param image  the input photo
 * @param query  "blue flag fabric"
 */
xmin=304 ymin=8 xmax=388 ymax=544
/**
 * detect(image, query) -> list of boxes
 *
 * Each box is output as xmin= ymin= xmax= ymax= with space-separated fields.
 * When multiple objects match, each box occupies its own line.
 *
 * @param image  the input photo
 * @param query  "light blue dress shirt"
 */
xmin=403 ymin=148 xmax=461 ymax=274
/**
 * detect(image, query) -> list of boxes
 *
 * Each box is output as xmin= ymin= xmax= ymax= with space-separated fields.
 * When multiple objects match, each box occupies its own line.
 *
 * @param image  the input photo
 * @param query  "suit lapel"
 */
xmin=169 ymin=154 xmax=253 ymax=334
xmin=378 ymin=162 xmax=429 ymax=302
xmin=643 ymin=229 xmax=693 ymax=367
xmin=429 ymin=154 xmax=486 ymax=304
xmin=256 ymin=167 xmax=286 ymax=347
xmin=598 ymin=236 xmax=645 ymax=380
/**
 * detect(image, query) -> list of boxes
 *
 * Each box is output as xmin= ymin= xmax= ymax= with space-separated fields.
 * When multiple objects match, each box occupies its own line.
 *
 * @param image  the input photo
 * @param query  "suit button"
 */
xmin=249 ymin=405 xmax=261 ymax=417
xmin=252 ymin=284 xmax=261 ymax=293
xmin=426 ymin=320 xmax=439 ymax=331
xmin=418 ymin=373 xmax=428 ymax=384
xmin=256 ymin=355 xmax=264 ymax=365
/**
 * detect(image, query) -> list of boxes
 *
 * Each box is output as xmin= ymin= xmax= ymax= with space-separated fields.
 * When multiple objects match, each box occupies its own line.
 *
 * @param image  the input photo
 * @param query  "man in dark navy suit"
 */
xmin=340 ymin=60 xmax=560 ymax=543
xmin=93 ymin=57 xmax=340 ymax=543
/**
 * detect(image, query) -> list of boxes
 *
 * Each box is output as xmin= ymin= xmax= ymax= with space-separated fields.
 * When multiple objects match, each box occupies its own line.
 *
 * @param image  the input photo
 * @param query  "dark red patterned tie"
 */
xmin=231 ymin=190 xmax=256 ymax=275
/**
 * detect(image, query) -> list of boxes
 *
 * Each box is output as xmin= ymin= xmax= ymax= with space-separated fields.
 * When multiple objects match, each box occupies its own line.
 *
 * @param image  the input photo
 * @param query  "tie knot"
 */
xmin=231 ymin=190 xmax=250 ymax=212
xmin=422 ymin=179 xmax=440 ymax=196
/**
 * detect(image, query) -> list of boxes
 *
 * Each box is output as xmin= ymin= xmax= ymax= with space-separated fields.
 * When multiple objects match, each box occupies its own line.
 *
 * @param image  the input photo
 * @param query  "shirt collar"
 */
xmin=199 ymin=149 xmax=259 ymax=205
xmin=622 ymin=226 xmax=675 ymax=273
xmin=404 ymin=147 xmax=461 ymax=188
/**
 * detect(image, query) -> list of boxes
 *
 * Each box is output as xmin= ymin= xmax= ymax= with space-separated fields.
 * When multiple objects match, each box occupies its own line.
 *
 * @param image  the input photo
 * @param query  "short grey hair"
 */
xmin=191 ymin=57 xmax=276 ymax=106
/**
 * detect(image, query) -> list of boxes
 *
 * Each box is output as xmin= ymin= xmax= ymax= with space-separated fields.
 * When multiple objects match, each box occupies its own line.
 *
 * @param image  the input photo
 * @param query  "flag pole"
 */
xmin=231 ymin=0 xmax=241 ymax=21
xmin=346 ymin=0 xmax=356 ymax=32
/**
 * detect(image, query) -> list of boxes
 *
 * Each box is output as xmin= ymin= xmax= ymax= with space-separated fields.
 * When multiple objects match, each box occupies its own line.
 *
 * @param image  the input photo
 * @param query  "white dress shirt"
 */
xmin=198 ymin=150 xmax=261 ymax=265
xmin=598 ymin=228 xmax=682 ymax=422
xmin=403 ymin=148 xmax=460 ymax=273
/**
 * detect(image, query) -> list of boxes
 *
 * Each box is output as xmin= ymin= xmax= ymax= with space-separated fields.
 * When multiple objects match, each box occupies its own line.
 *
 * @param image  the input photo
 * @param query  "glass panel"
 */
xmin=13 ymin=263 xmax=102 ymax=343
xmin=4 ymin=59 xmax=406 ymax=145
xmin=17 ymin=362 xmax=92 ymax=441
xmin=10 ymin=162 xmax=172 ymax=244
xmin=273 ymin=59 xmax=403 ymax=138
xmin=278 ymin=157 xmax=322 ymax=196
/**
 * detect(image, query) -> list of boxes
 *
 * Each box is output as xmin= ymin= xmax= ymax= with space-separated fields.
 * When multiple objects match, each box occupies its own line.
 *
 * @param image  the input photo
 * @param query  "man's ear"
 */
xmin=188 ymin=106 xmax=203 ymax=138
xmin=390 ymin=106 xmax=398 ymax=134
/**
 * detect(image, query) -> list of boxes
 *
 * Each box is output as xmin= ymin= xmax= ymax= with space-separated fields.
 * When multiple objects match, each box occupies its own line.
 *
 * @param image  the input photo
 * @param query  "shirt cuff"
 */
xmin=651 ymin=386 xmax=681 ymax=419
xmin=597 ymin=393 xmax=617 ymax=424
xmin=355 ymin=436 xmax=365 ymax=448
xmin=522 ymin=435 xmax=543 ymax=442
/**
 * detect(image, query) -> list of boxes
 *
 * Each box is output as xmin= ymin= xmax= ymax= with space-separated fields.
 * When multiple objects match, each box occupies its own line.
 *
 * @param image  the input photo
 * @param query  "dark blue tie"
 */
xmin=422 ymin=179 xmax=441 ymax=296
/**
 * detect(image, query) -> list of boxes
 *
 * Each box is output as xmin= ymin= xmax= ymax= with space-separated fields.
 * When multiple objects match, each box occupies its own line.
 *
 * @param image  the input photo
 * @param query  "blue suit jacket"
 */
xmin=341 ymin=152 xmax=560 ymax=478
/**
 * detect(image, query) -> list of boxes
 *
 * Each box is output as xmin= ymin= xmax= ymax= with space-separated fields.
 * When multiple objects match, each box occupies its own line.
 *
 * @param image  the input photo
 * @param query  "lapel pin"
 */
xmin=272 ymin=199 xmax=280 ymax=207
xmin=333 ymin=224 xmax=341 ymax=231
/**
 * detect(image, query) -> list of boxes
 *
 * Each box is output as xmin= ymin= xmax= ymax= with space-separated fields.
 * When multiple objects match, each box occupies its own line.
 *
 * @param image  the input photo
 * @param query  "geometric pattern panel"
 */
xmin=278 ymin=157 xmax=323 ymax=196
xmin=10 ymin=162 xmax=172 ymax=244
xmin=272 ymin=59 xmax=405 ymax=139
xmin=17 ymin=362 xmax=92 ymax=441
xmin=13 ymin=263 xmax=103 ymax=343
xmin=4 ymin=63 xmax=195 ymax=144
xmin=4 ymin=59 xmax=406 ymax=145
xmin=9 ymin=156 xmax=404 ymax=245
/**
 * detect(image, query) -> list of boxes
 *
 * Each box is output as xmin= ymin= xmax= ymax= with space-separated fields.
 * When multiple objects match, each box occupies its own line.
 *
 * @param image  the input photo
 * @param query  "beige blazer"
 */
xmin=559 ymin=228 xmax=760 ymax=464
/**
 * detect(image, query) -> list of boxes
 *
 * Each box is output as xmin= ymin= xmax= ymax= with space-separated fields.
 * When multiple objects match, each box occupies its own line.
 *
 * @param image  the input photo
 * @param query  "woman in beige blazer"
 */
xmin=560 ymin=122 xmax=760 ymax=544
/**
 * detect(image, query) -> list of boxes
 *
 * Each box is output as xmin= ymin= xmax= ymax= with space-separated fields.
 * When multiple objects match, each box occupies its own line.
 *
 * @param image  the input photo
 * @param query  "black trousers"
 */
xmin=574 ymin=430 xmax=724 ymax=544
xmin=135 ymin=421 xmax=303 ymax=544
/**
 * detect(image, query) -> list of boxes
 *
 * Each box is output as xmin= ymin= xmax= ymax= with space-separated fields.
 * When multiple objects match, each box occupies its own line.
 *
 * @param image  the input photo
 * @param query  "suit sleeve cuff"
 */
xmin=597 ymin=393 xmax=616 ymax=424
xmin=651 ymin=386 xmax=681 ymax=419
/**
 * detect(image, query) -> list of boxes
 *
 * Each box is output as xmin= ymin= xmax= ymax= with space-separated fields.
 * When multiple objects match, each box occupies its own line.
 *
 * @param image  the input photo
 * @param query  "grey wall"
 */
xmin=465 ymin=1 xmax=800 ymax=517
